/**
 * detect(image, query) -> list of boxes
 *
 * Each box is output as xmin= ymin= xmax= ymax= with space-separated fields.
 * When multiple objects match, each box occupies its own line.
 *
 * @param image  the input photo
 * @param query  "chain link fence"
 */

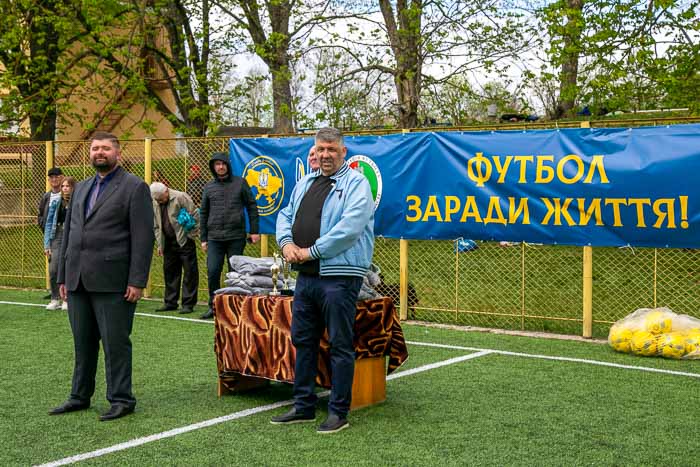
xmin=1 ymin=119 xmax=698 ymax=338
xmin=148 ymin=137 xmax=263 ymax=299
xmin=0 ymin=142 xmax=46 ymax=288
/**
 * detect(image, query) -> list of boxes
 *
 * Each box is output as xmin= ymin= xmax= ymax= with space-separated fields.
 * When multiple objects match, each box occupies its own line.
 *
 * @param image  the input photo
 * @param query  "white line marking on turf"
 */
xmin=0 ymin=300 xmax=46 ymax=308
xmin=387 ymin=350 xmax=493 ymax=380
xmin=407 ymin=340 xmax=700 ymax=379
xmin=34 ymin=398 xmax=293 ymax=467
xmin=0 ymin=299 xmax=214 ymax=324
xmin=135 ymin=312 xmax=214 ymax=324
xmin=35 ymin=352 xmax=488 ymax=467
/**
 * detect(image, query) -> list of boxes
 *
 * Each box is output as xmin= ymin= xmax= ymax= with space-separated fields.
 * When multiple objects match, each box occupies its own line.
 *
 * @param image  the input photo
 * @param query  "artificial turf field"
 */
xmin=1 ymin=289 xmax=698 ymax=466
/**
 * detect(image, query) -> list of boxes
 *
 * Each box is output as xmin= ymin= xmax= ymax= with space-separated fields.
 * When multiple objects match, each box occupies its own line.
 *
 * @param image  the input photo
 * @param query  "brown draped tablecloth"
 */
xmin=213 ymin=294 xmax=409 ymax=389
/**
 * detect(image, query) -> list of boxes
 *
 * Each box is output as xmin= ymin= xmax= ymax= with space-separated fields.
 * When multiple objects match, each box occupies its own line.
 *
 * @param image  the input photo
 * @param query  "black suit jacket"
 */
xmin=58 ymin=166 xmax=155 ymax=292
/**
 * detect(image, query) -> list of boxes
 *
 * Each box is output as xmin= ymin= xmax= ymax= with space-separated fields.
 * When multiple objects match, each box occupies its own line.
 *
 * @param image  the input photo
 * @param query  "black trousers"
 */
xmin=67 ymin=286 xmax=137 ymax=408
xmin=291 ymin=274 xmax=363 ymax=418
xmin=163 ymin=237 xmax=199 ymax=308
xmin=206 ymin=238 xmax=246 ymax=307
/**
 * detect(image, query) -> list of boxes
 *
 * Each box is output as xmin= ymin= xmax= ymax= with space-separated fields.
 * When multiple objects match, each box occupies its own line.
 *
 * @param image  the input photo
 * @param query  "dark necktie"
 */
xmin=86 ymin=178 xmax=103 ymax=216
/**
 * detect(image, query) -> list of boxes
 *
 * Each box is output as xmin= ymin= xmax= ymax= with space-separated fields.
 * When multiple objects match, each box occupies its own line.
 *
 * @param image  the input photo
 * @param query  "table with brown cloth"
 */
xmin=213 ymin=294 xmax=409 ymax=396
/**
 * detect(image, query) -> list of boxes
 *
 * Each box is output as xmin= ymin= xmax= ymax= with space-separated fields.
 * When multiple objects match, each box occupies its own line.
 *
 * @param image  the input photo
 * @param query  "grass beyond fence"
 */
xmin=1 ymin=289 xmax=698 ymax=466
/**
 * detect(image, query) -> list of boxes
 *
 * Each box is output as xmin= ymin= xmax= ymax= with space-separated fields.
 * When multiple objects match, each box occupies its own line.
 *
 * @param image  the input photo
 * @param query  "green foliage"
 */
xmin=538 ymin=0 xmax=700 ymax=116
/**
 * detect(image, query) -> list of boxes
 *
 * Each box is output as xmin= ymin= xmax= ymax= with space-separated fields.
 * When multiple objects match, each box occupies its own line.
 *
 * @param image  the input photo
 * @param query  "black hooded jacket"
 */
xmin=200 ymin=152 xmax=259 ymax=241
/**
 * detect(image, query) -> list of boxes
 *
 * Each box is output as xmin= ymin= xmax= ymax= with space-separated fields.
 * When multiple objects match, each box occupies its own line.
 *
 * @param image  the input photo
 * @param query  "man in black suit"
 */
xmin=50 ymin=131 xmax=154 ymax=421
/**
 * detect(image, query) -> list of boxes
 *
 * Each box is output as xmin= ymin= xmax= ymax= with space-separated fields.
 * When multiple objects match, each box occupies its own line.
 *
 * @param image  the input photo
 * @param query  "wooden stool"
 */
xmin=350 ymin=356 xmax=386 ymax=410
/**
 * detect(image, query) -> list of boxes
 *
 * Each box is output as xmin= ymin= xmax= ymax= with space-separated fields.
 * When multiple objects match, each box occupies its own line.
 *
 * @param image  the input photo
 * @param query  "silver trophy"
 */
xmin=269 ymin=253 xmax=281 ymax=296
xmin=280 ymin=257 xmax=294 ymax=296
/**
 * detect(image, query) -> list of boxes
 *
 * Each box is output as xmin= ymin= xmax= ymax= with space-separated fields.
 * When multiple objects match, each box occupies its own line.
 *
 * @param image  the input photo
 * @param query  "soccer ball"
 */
xmin=684 ymin=331 xmax=700 ymax=358
xmin=609 ymin=327 xmax=634 ymax=353
xmin=659 ymin=333 xmax=686 ymax=359
xmin=630 ymin=331 xmax=659 ymax=356
xmin=644 ymin=310 xmax=673 ymax=334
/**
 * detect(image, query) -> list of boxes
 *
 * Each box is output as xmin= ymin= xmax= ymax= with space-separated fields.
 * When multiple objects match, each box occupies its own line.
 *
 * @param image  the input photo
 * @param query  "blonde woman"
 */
xmin=44 ymin=176 xmax=75 ymax=310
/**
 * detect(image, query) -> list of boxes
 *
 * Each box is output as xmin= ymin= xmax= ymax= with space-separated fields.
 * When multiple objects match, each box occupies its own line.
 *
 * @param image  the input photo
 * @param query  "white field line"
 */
xmin=387 ymin=350 xmax=493 ymax=380
xmin=0 ymin=300 xmax=46 ymax=308
xmin=34 ymin=352 xmax=490 ymax=467
xmin=135 ymin=312 xmax=214 ymax=324
xmin=4 ymin=300 xmax=698 ymax=379
xmin=406 ymin=340 xmax=700 ymax=379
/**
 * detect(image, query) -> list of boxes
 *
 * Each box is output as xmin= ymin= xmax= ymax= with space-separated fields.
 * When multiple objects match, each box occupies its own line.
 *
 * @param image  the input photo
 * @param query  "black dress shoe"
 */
xmin=48 ymin=400 xmax=90 ymax=415
xmin=317 ymin=413 xmax=349 ymax=433
xmin=270 ymin=408 xmax=315 ymax=425
xmin=155 ymin=304 xmax=178 ymax=312
xmin=179 ymin=306 xmax=194 ymax=314
xmin=200 ymin=308 xmax=214 ymax=319
xmin=99 ymin=405 xmax=134 ymax=421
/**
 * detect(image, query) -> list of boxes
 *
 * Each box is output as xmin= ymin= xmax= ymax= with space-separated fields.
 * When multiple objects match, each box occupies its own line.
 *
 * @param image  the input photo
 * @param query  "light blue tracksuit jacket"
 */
xmin=276 ymin=161 xmax=375 ymax=278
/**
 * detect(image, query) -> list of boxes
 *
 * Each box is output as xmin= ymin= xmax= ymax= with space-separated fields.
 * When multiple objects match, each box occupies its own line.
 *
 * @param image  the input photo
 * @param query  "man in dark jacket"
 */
xmin=50 ymin=132 xmax=154 ymax=421
xmin=199 ymin=152 xmax=260 ymax=319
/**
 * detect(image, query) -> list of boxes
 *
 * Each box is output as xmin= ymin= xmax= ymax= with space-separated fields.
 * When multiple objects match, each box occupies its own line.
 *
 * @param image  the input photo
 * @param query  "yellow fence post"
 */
xmin=399 ymin=239 xmax=409 ymax=321
xmin=653 ymin=248 xmax=658 ymax=308
xmin=582 ymin=246 xmax=593 ymax=338
xmin=399 ymin=129 xmax=411 ymax=320
xmin=580 ymin=121 xmax=593 ymax=338
xmin=260 ymin=234 xmax=269 ymax=257
xmin=144 ymin=138 xmax=152 ymax=298
xmin=44 ymin=141 xmax=54 ymax=290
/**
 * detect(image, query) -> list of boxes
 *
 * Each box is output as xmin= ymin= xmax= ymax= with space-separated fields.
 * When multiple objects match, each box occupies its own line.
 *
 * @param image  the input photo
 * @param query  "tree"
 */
xmin=213 ymin=67 xmax=273 ymax=127
xmin=143 ymin=0 xmax=216 ymax=136
xmin=70 ymin=0 xmax=223 ymax=137
xmin=539 ymin=0 xmax=700 ymax=117
xmin=420 ymin=75 xmax=478 ymax=125
xmin=542 ymin=0 xmax=583 ymax=118
xmin=213 ymin=1 xmax=335 ymax=133
xmin=313 ymin=0 xmax=534 ymax=129
xmin=0 ymin=0 xmax=81 ymax=140
xmin=304 ymin=48 xmax=394 ymax=129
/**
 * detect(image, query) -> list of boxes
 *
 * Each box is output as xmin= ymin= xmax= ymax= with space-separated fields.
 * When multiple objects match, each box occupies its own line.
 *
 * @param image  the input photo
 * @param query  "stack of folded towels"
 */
xmin=214 ymin=255 xmax=294 ymax=296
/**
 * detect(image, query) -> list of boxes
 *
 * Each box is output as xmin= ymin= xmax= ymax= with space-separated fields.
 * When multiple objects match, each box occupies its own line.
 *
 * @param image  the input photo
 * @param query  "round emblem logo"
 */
xmin=243 ymin=156 xmax=285 ymax=216
xmin=347 ymin=155 xmax=382 ymax=210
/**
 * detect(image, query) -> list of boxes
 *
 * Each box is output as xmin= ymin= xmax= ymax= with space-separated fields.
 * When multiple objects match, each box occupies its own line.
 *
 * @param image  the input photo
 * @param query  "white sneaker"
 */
xmin=46 ymin=300 xmax=61 ymax=310
xmin=61 ymin=301 xmax=68 ymax=311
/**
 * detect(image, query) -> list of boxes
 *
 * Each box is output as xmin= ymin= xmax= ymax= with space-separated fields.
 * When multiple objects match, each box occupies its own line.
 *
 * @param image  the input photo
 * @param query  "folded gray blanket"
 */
xmin=214 ymin=286 xmax=273 ymax=296
xmin=228 ymin=255 xmax=278 ymax=276
xmin=224 ymin=270 xmax=296 ymax=289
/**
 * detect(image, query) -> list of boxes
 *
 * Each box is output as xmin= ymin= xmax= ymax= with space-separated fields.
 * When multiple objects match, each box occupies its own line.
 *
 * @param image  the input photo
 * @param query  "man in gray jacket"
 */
xmin=199 ymin=152 xmax=260 ymax=319
xmin=150 ymin=182 xmax=199 ymax=314
xmin=51 ymin=131 xmax=154 ymax=421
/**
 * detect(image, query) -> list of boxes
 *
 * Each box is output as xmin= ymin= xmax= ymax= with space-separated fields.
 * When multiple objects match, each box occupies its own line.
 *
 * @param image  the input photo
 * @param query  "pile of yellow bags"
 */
xmin=608 ymin=308 xmax=700 ymax=359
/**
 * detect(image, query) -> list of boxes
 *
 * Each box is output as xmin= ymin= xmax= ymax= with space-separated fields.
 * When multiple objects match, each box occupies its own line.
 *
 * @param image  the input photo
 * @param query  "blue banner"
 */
xmin=229 ymin=124 xmax=700 ymax=248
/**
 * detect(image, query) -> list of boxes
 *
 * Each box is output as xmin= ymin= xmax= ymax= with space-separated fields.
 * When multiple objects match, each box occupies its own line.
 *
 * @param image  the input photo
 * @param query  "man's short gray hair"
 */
xmin=315 ymin=127 xmax=344 ymax=147
xmin=149 ymin=182 xmax=168 ymax=197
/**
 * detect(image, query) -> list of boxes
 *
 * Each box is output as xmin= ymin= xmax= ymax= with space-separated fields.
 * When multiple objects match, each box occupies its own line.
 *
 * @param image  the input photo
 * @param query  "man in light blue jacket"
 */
xmin=271 ymin=128 xmax=375 ymax=434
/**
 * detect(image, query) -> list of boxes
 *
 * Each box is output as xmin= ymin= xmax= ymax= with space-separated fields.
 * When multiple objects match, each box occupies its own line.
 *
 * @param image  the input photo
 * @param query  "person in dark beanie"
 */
xmin=199 ymin=152 xmax=259 ymax=319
